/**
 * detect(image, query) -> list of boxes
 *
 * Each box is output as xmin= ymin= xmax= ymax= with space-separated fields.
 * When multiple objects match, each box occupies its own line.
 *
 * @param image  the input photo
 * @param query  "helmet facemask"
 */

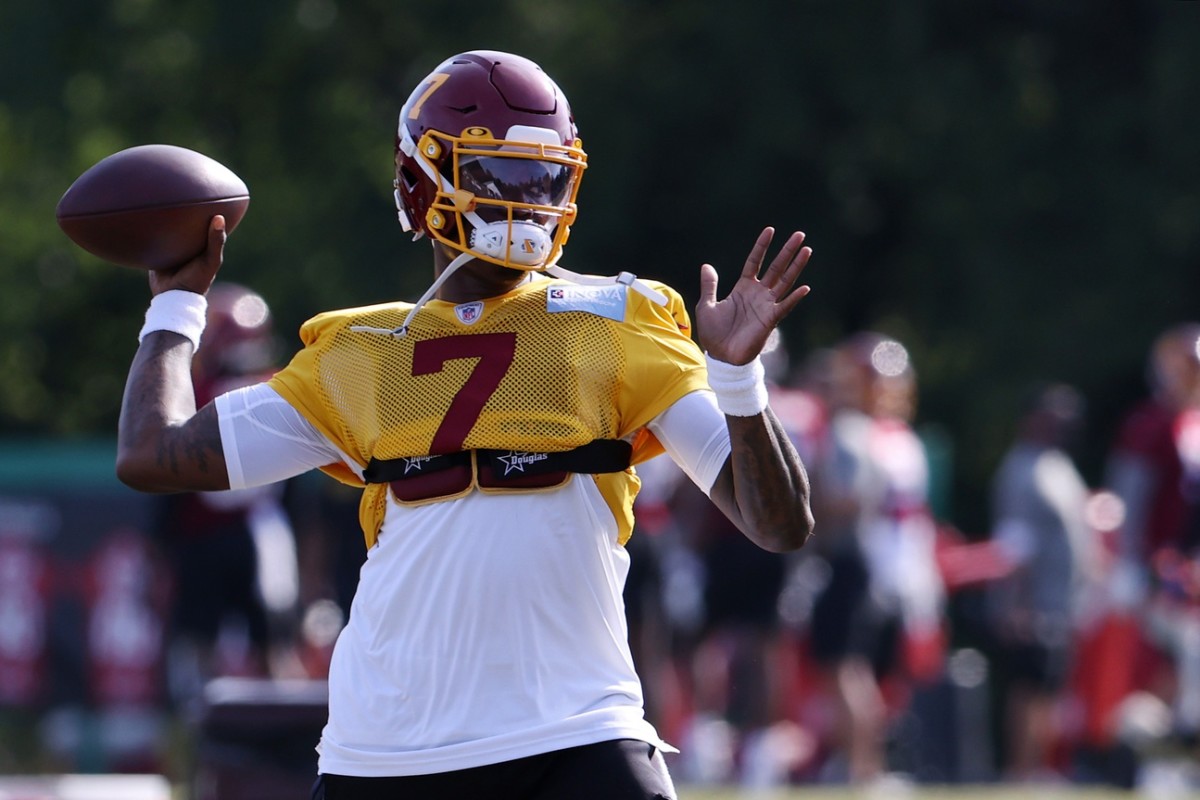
xmin=396 ymin=123 xmax=585 ymax=272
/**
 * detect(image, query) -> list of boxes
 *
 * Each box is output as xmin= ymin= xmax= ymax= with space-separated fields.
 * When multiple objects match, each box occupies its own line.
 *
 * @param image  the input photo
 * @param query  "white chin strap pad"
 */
xmin=469 ymin=220 xmax=553 ymax=267
xmin=394 ymin=188 xmax=414 ymax=232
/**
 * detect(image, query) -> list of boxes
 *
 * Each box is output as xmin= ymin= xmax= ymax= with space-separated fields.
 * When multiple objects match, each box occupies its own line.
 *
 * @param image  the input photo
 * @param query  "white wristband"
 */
xmin=138 ymin=290 xmax=208 ymax=350
xmin=705 ymin=354 xmax=768 ymax=417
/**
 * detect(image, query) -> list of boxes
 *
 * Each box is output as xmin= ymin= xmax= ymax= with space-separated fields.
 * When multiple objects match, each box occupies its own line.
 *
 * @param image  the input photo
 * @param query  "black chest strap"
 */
xmin=363 ymin=439 xmax=633 ymax=484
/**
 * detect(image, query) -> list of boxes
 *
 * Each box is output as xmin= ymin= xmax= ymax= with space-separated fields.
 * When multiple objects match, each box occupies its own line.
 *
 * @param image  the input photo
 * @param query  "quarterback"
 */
xmin=117 ymin=50 xmax=814 ymax=799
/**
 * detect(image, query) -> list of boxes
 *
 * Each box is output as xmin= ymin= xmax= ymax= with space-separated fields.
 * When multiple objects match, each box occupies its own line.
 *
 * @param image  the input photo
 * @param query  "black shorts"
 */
xmin=312 ymin=739 xmax=676 ymax=800
xmin=171 ymin=524 xmax=269 ymax=646
xmin=702 ymin=532 xmax=787 ymax=630
xmin=808 ymin=549 xmax=902 ymax=677
xmin=998 ymin=639 xmax=1072 ymax=693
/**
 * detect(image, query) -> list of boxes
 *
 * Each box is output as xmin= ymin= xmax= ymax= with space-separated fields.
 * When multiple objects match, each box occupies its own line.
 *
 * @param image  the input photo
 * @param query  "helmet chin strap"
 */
xmin=459 ymin=208 xmax=668 ymax=307
xmin=350 ymin=245 xmax=670 ymax=340
xmin=352 ymin=247 xmax=666 ymax=341
xmin=386 ymin=208 xmax=551 ymax=337
xmin=350 ymin=250 xmax=478 ymax=339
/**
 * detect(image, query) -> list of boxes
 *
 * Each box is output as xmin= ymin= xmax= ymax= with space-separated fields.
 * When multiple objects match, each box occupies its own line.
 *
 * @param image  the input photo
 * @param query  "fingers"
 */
xmin=774 ymin=282 xmax=812 ymax=320
xmin=760 ymin=231 xmax=809 ymax=290
xmin=740 ymin=227 xmax=776 ymax=281
xmin=778 ymin=245 xmax=813 ymax=299
xmin=755 ymin=229 xmax=812 ymax=324
xmin=698 ymin=262 xmax=719 ymax=306
xmin=150 ymin=215 xmax=227 ymax=296
xmin=720 ymin=226 xmax=813 ymax=310
xmin=205 ymin=215 xmax=227 ymax=270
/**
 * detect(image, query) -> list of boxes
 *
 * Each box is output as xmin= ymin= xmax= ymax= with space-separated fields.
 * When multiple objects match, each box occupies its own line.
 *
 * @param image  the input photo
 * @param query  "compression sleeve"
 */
xmin=647 ymin=389 xmax=731 ymax=495
xmin=215 ymin=383 xmax=357 ymax=490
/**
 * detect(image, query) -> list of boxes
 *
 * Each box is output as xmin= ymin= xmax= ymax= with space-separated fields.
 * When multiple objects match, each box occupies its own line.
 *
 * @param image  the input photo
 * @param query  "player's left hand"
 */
xmin=696 ymin=227 xmax=812 ymax=365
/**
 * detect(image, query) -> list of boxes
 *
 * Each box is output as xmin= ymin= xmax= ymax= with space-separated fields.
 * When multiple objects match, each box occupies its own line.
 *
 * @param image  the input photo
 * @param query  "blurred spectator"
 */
xmin=1103 ymin=323 xmax=1200 ymax=750
xmin=154 ymin=283 xmax=305 ymax=715
xmin=769 ymin=340 xmax=834 ymax=482
xmin=1107 ymin=323 xmax=1200 ymax=580
xmin=290 ymin=474 xmax=366 ymax=677
xmin=985 ymin=382 xmax=1097 ymax=781
xmin=807 ymin=332 xmax=945 ymax=786
xmin=665 ymin=332 xmax=820 ymax=788
xmin=671 ymin=483 xmax=803 ymax=787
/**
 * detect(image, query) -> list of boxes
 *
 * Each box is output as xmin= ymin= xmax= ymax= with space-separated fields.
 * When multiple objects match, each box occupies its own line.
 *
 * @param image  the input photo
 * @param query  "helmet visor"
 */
xmin=458 ymin=155 xmax=577 ymax=209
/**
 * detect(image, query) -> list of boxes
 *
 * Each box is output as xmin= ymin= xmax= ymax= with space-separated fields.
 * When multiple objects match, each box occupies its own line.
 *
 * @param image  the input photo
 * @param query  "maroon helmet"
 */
xmin=393 ymin=50 xmax=587 ymax=271
xmin=195 ymin=282 xmax=275 ymax=387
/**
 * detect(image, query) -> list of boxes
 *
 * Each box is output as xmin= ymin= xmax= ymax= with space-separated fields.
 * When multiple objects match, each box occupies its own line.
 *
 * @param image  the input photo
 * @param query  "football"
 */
xmin=56 ymin=144 xmax=250 ymax=271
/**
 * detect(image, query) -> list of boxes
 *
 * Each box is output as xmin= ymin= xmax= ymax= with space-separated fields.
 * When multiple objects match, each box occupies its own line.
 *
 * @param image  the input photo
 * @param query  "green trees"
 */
xmin=3 ymin=0 xmax=1198 ymax=527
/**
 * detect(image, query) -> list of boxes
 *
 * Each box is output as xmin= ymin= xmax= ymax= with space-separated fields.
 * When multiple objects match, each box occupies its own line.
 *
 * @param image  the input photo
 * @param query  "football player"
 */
xmin=116 ymin=50 xmax=814 ymax=800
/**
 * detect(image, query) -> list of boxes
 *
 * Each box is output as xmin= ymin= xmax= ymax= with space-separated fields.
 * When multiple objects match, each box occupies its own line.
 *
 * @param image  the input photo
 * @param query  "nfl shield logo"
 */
xmin=454 ymin=301 xmax=484 ymax=325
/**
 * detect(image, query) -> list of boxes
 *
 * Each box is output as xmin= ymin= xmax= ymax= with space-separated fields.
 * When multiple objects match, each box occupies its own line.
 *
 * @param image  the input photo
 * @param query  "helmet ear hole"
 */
xmin=398 ymin=165 xmax=419 ymax=193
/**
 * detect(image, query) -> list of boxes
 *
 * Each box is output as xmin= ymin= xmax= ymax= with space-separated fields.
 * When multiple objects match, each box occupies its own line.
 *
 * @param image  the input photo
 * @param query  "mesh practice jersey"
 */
xmin=255 ymin=275 xmax=714 ymax=776
xmin=268 ymin=276 xmax=710 ymax=547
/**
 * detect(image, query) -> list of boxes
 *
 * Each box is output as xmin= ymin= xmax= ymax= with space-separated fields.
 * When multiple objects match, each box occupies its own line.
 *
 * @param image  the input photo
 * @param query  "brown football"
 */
xmin=56 ymin=144 xmax=250 ymax=271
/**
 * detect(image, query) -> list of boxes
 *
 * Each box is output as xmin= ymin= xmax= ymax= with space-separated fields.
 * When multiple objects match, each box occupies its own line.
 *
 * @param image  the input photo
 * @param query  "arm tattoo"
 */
xmin=118 ymin=331 xmax=229 ymax=491
xmin=712 ymin=408 xmax=814 ymax=552
xmin=155 ymin=403 xmax=223 ymax=478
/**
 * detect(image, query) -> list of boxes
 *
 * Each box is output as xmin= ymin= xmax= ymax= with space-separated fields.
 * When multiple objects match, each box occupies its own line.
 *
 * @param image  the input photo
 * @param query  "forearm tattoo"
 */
xmin=119 ymin=332 xmax=228 ymax=490
xmin=713 ymin=408 xmax=813 ymax=552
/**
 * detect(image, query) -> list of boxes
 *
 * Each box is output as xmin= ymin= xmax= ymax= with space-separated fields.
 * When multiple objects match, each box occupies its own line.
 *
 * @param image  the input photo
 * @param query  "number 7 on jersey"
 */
xmin=412 ymin=333 xmax=517 ymax=454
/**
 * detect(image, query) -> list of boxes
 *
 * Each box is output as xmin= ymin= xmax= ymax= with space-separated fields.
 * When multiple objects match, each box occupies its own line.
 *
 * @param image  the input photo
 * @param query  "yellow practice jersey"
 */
xmin=268 ymin=276 xmax=710 ymax=546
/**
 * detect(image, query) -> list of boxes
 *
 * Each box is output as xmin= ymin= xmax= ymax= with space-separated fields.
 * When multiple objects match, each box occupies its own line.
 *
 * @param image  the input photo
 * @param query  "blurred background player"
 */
xmin=806 ymin=331 xmax=945 ymax=786
xmin=1103 ymin=323 xmax=1200 ymax=753
xmin=154 ymin=282 xmax=304 ymax=714
xmin=985 ymin=382 xmax=1097 ymax=781
xmin=664 ymin=331 xmax=823 ymax=788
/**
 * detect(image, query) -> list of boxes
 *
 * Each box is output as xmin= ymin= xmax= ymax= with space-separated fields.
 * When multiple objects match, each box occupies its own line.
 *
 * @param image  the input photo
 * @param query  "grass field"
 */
xmin=677 ymin=787 xmax=1137 ymax=800
xmin=165 ymin=779 xmax=1165 ymax=800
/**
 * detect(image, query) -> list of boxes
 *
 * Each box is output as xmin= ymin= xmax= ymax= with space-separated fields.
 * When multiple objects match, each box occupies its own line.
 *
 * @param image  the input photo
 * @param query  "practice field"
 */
xmin=679 ymin=787 xmax=1136 ymax=800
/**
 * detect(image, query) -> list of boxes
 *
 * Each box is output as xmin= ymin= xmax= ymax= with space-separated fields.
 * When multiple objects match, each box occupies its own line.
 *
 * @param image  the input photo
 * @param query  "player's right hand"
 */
xmin=149 ymin=215 xmax=226 ymax=297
